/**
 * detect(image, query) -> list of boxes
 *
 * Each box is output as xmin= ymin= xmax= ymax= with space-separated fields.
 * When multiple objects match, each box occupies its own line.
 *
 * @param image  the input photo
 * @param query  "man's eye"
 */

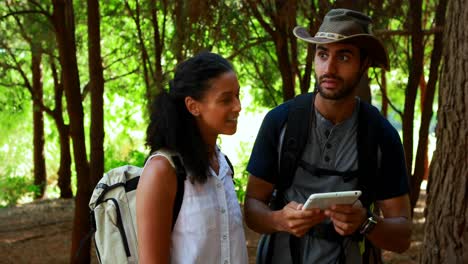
xmin=318 ymin=53 xmax=328 ymax=59
xmin=339 ymin=55 xmax=349 ymax=61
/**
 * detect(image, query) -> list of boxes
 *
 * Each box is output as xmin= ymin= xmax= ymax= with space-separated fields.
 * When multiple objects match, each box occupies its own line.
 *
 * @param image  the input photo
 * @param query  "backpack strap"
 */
xmin=278 ymin=92 xmax=315 ymax=192
xmin=356 ymin=101 xmax=383 ymax=264
xmin=148 ymin=150 xmax=187 ymax=230
xmin=274 ymin=93 xmax=314 ymax=264
xmin=171 ymin=155 xmax=186 ymax=230
xmin=356 ymin=101 xmax=380 ymax=208
xmin=224 ymin=154 xmax=234 ymax=175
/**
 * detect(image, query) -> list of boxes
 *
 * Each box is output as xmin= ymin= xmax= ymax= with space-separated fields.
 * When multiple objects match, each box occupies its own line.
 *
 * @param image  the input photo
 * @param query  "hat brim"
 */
xmin=293 ymin=26 xmax=389 ymax=71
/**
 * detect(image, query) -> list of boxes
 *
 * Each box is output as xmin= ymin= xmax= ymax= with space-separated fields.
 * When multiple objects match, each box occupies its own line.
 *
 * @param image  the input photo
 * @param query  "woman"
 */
xmin=136 ymin=52 xmax=248 ymax=263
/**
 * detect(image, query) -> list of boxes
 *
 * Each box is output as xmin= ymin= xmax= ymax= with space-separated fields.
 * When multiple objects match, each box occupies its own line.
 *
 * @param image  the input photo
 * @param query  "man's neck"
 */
xmin=314 ymin=93 xmax=357 ymax=125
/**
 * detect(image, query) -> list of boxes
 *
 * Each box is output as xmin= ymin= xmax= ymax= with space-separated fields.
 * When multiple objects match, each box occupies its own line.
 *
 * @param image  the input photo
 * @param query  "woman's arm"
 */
xmin=136 ymin=156 xmax=178 ymax=263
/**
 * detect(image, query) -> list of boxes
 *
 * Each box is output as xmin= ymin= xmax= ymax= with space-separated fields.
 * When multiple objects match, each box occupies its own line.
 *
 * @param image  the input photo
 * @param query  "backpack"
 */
xmin=256 ymin=92 xmax=383 ymax=264
xmin=88 ymin=150 xmax=186 ymax=264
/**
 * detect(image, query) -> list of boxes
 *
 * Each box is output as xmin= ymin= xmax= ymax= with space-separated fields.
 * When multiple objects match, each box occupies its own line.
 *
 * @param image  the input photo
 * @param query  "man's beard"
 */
xmin=317 ymin=74 xmax=360 ymax=100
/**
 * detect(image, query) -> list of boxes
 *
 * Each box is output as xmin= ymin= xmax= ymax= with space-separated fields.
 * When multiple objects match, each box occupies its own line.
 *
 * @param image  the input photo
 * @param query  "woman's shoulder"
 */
xmin=147 ymin=148 xmax=181 ymax=169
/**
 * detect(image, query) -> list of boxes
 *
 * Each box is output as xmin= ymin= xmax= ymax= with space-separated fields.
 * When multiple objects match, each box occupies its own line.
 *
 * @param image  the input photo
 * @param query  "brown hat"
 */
xmin=293 ymin=9 xmax=389 ymax=70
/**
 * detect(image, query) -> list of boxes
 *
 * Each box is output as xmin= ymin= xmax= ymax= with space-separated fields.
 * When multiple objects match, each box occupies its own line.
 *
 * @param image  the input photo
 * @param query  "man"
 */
xmin=244 ymin=9 xmax=411 ymax=264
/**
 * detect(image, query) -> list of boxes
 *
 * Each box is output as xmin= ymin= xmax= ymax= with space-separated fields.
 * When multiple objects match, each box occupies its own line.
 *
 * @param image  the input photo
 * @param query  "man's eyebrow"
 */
xmin=316 ymin=45 xmax=328 ymax=51
xmin=337 ymin=49 xmax=354 ymax=55
xmin=316 ymin=45 xmax=355 ymax=55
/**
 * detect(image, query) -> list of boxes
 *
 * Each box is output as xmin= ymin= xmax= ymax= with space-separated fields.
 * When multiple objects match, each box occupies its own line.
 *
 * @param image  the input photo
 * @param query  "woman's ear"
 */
xmin=185 ymin=96 xmax=200 ymax=116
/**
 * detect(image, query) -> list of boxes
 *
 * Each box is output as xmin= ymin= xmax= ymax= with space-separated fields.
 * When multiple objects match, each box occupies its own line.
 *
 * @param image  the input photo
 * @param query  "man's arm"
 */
xmin=244 ymin=175 xmax=326 ymax=237
xmin=325 ymin=194 xmax=412 ymax=253
xmin=366 ymin=194 xmax=412 ymax=252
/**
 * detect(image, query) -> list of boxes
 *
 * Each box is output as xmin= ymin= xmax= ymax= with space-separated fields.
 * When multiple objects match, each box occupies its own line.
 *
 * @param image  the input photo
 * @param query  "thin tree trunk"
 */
xmin=50 ymin=59 xmax=73 ymax=198
xmin=125 ymin=0 xmax=153 ymax=110
xmin=88 ymin=0 xmax=105 ymax=187
xmin=174 ymin=0 xmax=186 ymax=64
xmin=410 ymin=0 xmax=447 ymax=211
xmin=56 ymin=120 xmax=73 ymax=198
xmin=421 ymin=0 xmax=468 ymax=262
xmin=52 ymin=1 xmax=91 ymax=262
xmin=381 ymin=71 xmax=388 ymax=117
xmin=402 ymin=0 xmax=424 ymax=177
xmin=31 ymin=43 xmax=46 ymax=198
xmin=150 ymin=0 xmax=165 ymax=95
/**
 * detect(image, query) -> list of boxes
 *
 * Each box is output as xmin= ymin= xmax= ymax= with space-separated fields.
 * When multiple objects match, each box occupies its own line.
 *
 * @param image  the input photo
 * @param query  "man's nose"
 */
xmin=324 ymin=57 xmax=337 ymax=74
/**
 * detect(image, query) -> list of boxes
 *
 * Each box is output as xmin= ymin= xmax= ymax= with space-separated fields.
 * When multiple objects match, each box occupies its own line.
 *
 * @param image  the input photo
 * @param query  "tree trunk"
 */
xmin=125 ymin=0 xmax=153 ymax=110
xmin=56 ymin=120 xmax=73 ymax=198
xmin=402 ymin=0 xmax=424 ymax=178
xmin=31 ymin=44 xmax=46 ymax=198
xmin=421 ymin=0 xmax=468 ymax=262
xmin=150 ymin=0 xmax=166 ymax=96
xmin=380 ymin=71 xmax=388 ymax=118
xmin=410 ymin=0 xmax=447 ymax=211
xmin=50 ymin=59 xmax=73 ymax=198
xmin=88 ymin=0 xmax=105 ymax=188
xmin=52 ymin=1 xmax=91 ymax=262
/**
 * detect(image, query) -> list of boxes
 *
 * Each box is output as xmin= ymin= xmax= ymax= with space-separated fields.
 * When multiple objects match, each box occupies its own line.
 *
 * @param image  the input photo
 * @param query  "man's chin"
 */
xmin=318 ymin=87 xmax=354 ymax=101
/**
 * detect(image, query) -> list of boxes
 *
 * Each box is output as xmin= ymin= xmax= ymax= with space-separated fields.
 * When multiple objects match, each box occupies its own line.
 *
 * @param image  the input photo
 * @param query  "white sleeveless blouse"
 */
xmin=145 ymin=148 xmax=248 ymax=264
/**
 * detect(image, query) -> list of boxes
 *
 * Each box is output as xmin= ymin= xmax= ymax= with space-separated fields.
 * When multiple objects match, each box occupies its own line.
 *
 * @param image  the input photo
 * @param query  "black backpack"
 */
xmin=257 ymin=92 xmax=383 ymax=264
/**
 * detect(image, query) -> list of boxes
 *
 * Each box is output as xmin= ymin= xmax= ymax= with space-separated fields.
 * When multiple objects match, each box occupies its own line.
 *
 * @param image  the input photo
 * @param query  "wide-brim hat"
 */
xmin=293 ymin=9 xmax=389 ymax=70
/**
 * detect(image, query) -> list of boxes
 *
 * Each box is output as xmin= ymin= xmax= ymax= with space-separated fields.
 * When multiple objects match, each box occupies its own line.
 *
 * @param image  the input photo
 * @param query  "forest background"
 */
xmin=0 ymin=0 xmax=466 ymax=263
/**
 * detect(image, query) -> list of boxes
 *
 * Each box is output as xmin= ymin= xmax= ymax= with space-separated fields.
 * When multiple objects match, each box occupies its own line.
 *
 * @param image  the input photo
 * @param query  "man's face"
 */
xmin=314 ymin=42 xmax=363 ymax=100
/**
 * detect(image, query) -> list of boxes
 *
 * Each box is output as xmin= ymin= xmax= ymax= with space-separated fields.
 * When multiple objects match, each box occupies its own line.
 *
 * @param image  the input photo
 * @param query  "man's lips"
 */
xmin=320 ymin=78 xmax=340 ymax=88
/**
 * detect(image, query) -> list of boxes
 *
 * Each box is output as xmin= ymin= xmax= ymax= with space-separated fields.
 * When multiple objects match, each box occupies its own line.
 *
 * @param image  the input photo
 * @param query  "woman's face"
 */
xmin=193 ymin=71 xmax=241 ymax=140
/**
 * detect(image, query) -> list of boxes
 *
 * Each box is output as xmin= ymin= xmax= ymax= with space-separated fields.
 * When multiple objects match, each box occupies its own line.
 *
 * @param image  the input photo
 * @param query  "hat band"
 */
xmin=314 ymin=32 xmax=346 ymax=40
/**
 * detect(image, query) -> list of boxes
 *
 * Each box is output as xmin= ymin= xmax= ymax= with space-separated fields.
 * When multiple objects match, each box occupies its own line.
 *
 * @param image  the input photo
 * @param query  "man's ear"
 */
xmin=185 ymin=96 xmax=200 ymax=116
xmin=360 ymin=57 xmax=371 ymax=72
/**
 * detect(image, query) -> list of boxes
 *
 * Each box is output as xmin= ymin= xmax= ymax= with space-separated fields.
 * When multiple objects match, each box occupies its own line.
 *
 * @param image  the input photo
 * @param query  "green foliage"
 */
xmin=0 ymin=0 xmax=442 ymax=206
xmin=232 ymin=141 xmax=252 ymax=204
xmin=0 ymin=174 xmax=40 ymax=207
xmin=105 ymin=148 xmax=147 ymax=171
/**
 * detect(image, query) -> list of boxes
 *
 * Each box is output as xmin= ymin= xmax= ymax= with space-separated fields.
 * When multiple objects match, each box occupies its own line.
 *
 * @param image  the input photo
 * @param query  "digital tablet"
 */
xmin=302 ymin=190 xmax=362 ymax=210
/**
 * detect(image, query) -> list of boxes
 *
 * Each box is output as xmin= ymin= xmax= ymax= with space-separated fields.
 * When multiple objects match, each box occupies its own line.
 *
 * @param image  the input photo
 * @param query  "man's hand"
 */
xmin=276 ymin=202 xmax=327 ymax=237
xmin=324 ymin=204 xmax=367 ymax=236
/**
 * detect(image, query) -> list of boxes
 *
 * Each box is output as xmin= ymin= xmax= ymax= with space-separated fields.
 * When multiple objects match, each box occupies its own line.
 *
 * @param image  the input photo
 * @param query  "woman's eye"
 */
xmin=221 ymin=97 xmax=232 ymax=104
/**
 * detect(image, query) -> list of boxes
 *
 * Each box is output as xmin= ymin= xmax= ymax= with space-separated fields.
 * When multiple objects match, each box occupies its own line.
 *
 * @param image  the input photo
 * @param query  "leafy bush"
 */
xmin=233 ymin=141 xmax=251 ymax=204
xmin=0 ymin=175 xmax=40 ymax=207
xmin=105 ymin=148 xmax=147 ymax=171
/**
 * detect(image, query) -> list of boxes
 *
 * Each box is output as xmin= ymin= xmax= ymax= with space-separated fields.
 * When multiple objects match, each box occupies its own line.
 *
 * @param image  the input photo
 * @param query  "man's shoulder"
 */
xmin=263 ymin=98 xmax=294 ymax=127
xmin=360 ymin=102 xmax=400 ymax=144
xmin=265 ymin=92 xmax=314 ymax=123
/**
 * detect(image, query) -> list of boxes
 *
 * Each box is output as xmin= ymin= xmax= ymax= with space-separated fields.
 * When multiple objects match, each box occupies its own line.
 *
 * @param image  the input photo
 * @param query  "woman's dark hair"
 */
xmin=146 ymin=52 xmax=234 ymax=183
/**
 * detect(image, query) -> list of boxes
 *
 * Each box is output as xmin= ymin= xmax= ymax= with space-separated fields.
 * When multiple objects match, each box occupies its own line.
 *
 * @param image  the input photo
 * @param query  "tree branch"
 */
xmin=0 ymin=10 xmax=51 ymax=21
xmin=374 ymin=27 xmax=443 ymax=36
xmin=372 ymin=68 xmax=403 ymax=118
xmin=105 ymin=69 xmax=139 ymax=82
xmin=227 ymin=37 xmax=269 ymax=60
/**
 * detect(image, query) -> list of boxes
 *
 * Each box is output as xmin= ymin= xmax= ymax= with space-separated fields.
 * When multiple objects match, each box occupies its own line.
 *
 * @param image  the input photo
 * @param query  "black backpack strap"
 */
xmin=278 ymin=92 xmax=315 ymax=192
xmin=171 ymin=155 xmax=187 ymax=230
xmin=276 ymin=92 xmax=314 ymax=264
xmin=356 ymin=101 xmax=383 ymax=264
xmin=356 ymin=101 xmax=380 ymax=208
xmin=224 ymin=154 xmax=235 ymax=175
